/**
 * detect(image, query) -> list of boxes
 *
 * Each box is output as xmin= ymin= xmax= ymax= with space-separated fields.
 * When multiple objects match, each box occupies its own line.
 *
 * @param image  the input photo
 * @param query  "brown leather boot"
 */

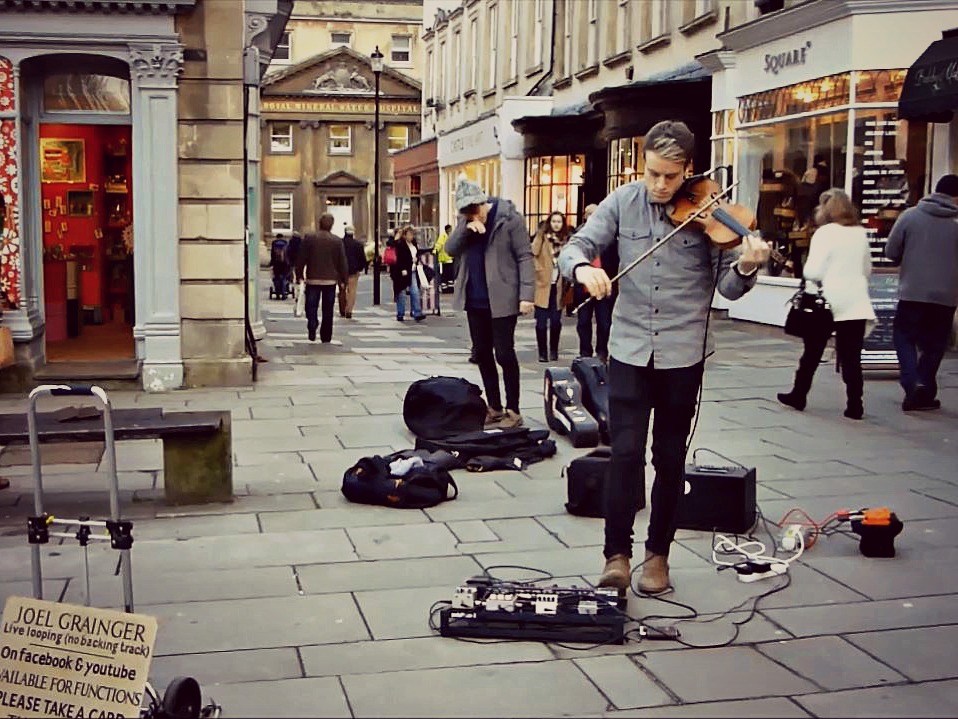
xmin=637 ymin=551 xmax=670 ymax=594
xmin=597 ymin=554 xmax=631 ymax=591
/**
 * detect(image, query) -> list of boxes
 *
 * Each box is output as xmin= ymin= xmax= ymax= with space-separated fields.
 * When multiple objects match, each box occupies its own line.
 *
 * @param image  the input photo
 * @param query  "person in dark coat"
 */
xmin=339 ymin=225 xmax=366 ymax=319
xmin=388 ymin=225 xmax=425 ymax=322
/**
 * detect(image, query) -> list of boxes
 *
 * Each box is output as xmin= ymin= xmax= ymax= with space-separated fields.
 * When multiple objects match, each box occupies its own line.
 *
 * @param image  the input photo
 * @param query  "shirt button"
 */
xmin=654 ymin=285 xmax=659 ymax=291
xmin=654 ymin=308 xmax=659 ymax=314
xmin=654 ymin=331 xmax=659 ymax=336
xmin=655 ymin=261 xmax=660 ymax=267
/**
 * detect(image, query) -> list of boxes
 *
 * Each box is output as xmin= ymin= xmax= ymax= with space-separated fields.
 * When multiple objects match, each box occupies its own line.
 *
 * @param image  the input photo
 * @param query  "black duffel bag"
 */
xmin=342 ymin=453 xmax=458 ymax=509
xmin=403 ymin=376 xmax=488 ymax=439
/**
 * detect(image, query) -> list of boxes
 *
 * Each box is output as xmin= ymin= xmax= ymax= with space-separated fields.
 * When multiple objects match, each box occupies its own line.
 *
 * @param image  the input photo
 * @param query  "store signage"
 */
xmin=764 ymin=41 xmax=812 ymax=75
xmin=262 ymin=99 xmax=420 ymax=115
xmin=913 ymin=61 xmax=958 ymax=93
xmin=438 ymin=115 xmax=500 ymax=167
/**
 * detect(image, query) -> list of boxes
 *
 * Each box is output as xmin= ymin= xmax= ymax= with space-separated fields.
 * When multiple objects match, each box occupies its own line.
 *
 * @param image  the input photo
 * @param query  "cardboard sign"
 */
xmin=0 ymin=596 xmax=157 ymax=718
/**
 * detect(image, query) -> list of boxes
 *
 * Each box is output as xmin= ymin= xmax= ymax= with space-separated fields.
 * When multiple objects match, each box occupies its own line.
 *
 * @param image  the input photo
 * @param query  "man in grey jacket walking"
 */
xmin=446 ymin=176 xmax=534 ymax=429
xmin=559 ymin=120 xmax=770 ymax=595
xmin=885 ymin=174 xmax=958 ymax=411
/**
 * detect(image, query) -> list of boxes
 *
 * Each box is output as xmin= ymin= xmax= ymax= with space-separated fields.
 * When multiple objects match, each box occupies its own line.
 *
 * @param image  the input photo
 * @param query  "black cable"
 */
xmin=482 ymin=564 xmax=555 ymax=584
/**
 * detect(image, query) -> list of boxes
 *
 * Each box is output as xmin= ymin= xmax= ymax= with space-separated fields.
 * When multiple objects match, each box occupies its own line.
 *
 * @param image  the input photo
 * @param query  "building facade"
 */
xmin=261 ymin=47 xmax=422 ymax=242
xmin=260 ymin=0 xmax=424 ymax=248
xmin=0 ymin=0 xmax=290 ymax=391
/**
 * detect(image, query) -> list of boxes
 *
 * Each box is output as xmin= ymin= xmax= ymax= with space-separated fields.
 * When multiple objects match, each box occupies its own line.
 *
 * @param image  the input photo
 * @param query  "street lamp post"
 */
xmin=371 ymin=46 xmax=384 ymax=305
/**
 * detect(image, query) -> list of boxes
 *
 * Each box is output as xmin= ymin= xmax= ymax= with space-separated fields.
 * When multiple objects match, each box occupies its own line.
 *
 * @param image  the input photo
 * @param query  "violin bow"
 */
xmin=572 ymin=181 xmax=740 ymax=315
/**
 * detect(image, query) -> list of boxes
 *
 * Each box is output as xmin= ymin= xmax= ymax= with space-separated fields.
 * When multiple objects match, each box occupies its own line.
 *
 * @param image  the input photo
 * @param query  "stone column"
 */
xmin=129 ymin=43 xmax=185 ymax=391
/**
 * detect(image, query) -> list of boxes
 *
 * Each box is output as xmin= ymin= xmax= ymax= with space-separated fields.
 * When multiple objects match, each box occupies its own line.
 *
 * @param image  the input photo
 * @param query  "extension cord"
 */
xmin=735 ymin=561 xmax=787 ymax=583
xmin=779 ymin=524 xmax=811 ymax=552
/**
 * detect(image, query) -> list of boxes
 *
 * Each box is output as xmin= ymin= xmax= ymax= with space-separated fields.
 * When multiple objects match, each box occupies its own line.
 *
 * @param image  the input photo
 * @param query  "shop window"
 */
xmin=468 ymin=18 xmax=479 ymax=91
xmin=274 ymin=32 xmax=292 ymax=63
xmin=586 ymin=0 xmax=598 ymax=67
xmin=329 ymin=125 xmax=351 ymax=155
xmin=43 ymin=74 xmax=130 ymax=114
xmin=387 ymin=195 xmax=411 ymax=232
xmin=392 ymin=35 xmax=412 ymax=64
xmin=270 ymin=193 xmax=293 ymax=234
xmin=738 ymin=73 xmax=850 ymax=124
xmin=388 ymin=126 xmax=409 ymax=154
xmin=561 ymin=0 xmax=573 ymax=78
xmin=452 ymin=30 xmax=461 ymax=98
xmin=710 ymin=110 xmax=736 ymax=189
xmin=509 ymin=0 xmax=519 ymax=79
xmin=533 ymin=0 xmax=544 ymax=67
xmin=523 ymin=155 xmax=584 ymax=236
xmin=854 ymin=70 xmax=907 ymax=104
xmin=608 ymin=136 xmax=645 ymax=194
xmin=445 ymin=159 xmax=501 ymax=225
xmin=616 ymin=0 xmax=630 ymax=55
xmin=331 ymin=31 xmax=352 ymax=48
xmin=270 ymin=123 xmax=293 ymax=153
xmin=650 ymin=0 xmax=669 ymax=39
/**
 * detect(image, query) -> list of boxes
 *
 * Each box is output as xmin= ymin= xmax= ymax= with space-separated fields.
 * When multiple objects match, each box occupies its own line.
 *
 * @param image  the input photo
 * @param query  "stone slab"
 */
xmin=763 ymin=595 xmax=958 ymax=637
xmin=196 ymin=677 xmax=351 ymax=718
xmin=844 ymin=625 xmax=958 ymax=681
xmin=636 ymin=646 xmax=817 ymax=702
xmin=447 ymin=520 xmax=499 ymax=543
xmin=573 ymin=655 xmax=674 ymax=709
xmin=296 ymin=555 xmax=483 ymax=595
xmin=601 ymin=696 xmax=811 ymax=718
xmin=455 ymin=517 xmax=566 ymax=554
xmin=794 ymin=680 xmax=958 ymax=718
xmin=760 ymin=473 xmax=951 ymax=499
xmin=150 ymin=594 xmax=369 ymax=655
xmin=346 ymin=522 xmax=460 ymax=560
xmin=155 ymin=492 xmax=316 ymax=517
xmin=340 ymin=660 xmax=609 ymax=717
xmin=150 ymin=647 xmax=303 ymax=688
xmin=301 ymin=635 xmax=553 ymax=677
xmin=755 ymin=635 xmax=907 ymax=690
xmin=807 ymin=551 xmax=958 ymax=600
xmin=259 ymin=506 xmax=431 ymax=532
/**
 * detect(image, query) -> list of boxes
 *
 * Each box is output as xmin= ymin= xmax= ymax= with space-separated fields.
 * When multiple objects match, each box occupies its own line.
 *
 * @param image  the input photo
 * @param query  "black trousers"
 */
xmin=792 ymin=319 xmax=866 ymax=408
xmin=574 ymin=284 xmax=613 ymax=358
xmin=893 ymin=300 xmax=956 ymax=398
xmin=604 ymin=357 xmax=704 ymax=559
xmin=305 ymin=284 xmax=336 ymax=342
xmin=467 ymin=309 xmax=520 ymax=412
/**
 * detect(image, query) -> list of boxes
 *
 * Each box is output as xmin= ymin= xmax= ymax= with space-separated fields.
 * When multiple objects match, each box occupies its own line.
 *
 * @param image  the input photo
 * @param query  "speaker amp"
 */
xmin=676 ymin=462 xmax=756 ymax=535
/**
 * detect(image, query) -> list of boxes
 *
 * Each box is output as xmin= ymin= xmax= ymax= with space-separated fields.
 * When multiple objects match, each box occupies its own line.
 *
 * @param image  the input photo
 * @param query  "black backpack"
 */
xmin=342 ymin=452 xmax=459 ymax=509
xmin=403 ymin=376 xmax=488 ymax=439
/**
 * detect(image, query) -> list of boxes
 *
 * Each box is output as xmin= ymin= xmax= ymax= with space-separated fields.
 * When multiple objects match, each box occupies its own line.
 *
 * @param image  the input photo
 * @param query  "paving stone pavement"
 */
xmin=1 ymin=271 xmax=957 ymax=717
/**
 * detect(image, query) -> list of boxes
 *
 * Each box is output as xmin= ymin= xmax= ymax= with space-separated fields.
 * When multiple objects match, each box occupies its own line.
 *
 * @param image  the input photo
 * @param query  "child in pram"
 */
xmin=269 ymin=235 xmax=292 ymax=299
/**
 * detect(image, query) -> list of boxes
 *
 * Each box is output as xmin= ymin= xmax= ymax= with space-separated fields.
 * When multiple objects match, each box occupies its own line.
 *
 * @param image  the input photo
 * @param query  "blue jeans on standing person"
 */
xmin=893 ymin=299 xmax=956 ymax=402
xmin=396 ymin=280 xmax=422 ymax=320
xmin=305 ymin=284 xmax=336 ymax=342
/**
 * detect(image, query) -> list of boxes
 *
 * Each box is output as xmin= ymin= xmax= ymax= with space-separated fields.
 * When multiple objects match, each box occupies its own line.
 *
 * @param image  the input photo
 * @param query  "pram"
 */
xmin=269 ymin=237 xmax=292 ymax=300
xmin=19 ymin=384 xmax=221 ymax=718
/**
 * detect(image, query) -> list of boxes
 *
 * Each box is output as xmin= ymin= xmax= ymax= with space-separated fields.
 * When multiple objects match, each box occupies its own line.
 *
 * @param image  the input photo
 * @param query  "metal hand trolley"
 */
xmin=25 ymin=383 xmax=222 ymax=719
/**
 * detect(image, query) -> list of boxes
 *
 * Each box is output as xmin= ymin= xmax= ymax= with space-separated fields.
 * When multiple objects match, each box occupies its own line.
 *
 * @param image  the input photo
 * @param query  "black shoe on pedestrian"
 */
xmin=415 ymin=314 xmax=426 ymax=322
xmin=396 ymin=316 xmax=404 ymax=322
xmin=468 ymin=353 xmax=478 ymax=365
xmin=308 ymin=329 xmax=316 ymax=342
xmin=549 ymin=351 xmax=559 ymax=362
xmin=538 ymin=352 xmax=548 ymax=363
xmin=903 ymin=387 xmax=941 ymax=411
xmin=844 ymin=404 xmax=864 ymax=420
xmin=777 ymin=392 xmax=806 ymax=411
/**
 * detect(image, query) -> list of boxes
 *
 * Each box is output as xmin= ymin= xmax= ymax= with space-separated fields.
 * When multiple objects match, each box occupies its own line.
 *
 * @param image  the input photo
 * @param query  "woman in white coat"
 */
xmin=777 ymin=188 xmax=876 ymax=419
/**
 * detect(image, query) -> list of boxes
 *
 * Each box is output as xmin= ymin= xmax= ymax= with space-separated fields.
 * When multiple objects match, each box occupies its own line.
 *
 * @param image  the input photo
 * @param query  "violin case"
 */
xmin=571 ymin=357 xmax=611 ymax=445
xmin=543 ymin=367 xmax=600 ymax=448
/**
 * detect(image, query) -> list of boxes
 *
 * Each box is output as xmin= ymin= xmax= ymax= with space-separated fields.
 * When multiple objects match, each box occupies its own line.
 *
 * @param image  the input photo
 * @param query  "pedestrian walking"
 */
xmin=532 ymin=212 xmax=571 ymax=362
xmin=339 ymin=225 xmax=366 ymax=319
xmin=777 ymin=188 xmax=876 ymax=420
xmin=559 ymin=120 xmax=769 ymax=595
xmin=446 ymin=175 xmax=534 ymax=429
xmin=296 ymin=213 xmax=348 ymax=343
xmin=389 ymin=225 xmax=426 ymax=322
xmin=884 ymin=174 xmax=958 ymax=411
xmin=434 ymin=224 xmax=455 ymax=292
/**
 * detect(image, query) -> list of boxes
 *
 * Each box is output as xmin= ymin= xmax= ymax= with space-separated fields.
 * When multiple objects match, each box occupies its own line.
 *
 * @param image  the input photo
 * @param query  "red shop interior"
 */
xmin=39 ymin=123 xmax=134 ymax=362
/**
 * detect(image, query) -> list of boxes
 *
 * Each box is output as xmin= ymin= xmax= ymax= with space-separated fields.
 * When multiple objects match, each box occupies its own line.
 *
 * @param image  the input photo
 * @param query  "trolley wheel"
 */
xmin=162 ymin=677 xmax=202 ymax=719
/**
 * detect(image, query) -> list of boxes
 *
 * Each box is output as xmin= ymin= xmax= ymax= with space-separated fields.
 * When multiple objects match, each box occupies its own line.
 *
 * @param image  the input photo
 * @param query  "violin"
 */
xmin=667 ymin=176 xmax=757 ymax=250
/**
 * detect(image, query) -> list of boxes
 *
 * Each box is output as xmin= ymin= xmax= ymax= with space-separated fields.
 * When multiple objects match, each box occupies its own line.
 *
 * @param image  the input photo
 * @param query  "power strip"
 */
xmin=734 ymin=561 xmax=787 ymax=583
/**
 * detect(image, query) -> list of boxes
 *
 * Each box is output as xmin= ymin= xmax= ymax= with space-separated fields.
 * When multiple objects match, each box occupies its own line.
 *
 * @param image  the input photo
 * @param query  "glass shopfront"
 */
xmin=444 ymin=157 xmax=500 ymax=225
xmin=734 ymin=69 xmax=924 ymax=276
xmin=523 ymin=154 xmax=585 ymax=235
xmin=607 ymin=135 xmax=645 ymax=193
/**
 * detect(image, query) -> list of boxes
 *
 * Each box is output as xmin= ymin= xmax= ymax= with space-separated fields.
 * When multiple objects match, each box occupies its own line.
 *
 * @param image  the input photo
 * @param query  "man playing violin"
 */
xmin=558 ymin=120 xmax=771 ymax=594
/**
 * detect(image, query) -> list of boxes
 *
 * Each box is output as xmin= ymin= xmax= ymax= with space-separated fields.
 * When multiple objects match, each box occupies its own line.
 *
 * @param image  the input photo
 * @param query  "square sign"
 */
xmin=0 ymin=596 xmax=157 ymax=718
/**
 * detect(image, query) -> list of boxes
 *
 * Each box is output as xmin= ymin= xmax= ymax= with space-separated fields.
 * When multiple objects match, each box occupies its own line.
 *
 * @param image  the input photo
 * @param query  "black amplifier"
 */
xmin=675 ymin=462 xmax=756 ymax=535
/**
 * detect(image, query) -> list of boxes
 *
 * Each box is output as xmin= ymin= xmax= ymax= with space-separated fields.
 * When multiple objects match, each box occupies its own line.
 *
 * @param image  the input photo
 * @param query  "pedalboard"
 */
xmin=439 ymin=576 xmax=628 ymax=644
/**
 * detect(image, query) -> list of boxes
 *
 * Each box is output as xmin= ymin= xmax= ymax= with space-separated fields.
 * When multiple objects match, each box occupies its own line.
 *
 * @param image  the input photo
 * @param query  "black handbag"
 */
xmin=784 ymin=281 xmax=833 ymax=339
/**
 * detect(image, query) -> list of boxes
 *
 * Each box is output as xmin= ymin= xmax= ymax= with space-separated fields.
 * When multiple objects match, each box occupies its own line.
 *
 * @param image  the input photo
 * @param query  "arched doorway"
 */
xmin=20 ymin=54 xmax=135 ymax=364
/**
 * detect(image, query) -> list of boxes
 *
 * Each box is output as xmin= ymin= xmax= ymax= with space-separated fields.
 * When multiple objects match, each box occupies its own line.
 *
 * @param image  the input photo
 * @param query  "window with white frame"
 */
xmin=427 ymin=48 xmax=435 ymax=101
xmin=562 ymin=0 xmax=573 ymax=77
xmin=391 ymin=35 xmax=412 ymax=64
xmin=330 ymin=31 xmax=352 ymax=47
xmin=468 ymin=18 xmax=478 ymax=90
xmin=388 ymin=125 xmax=409 ymax=153
xmin=487 ymin=4 xmax=498 ymax=89
xmin=329 ymin=125 xmax=351 ymax=154
xmin=694 ymin=0 xmax=716 ymax=17
xmin=452 ymin=29 xmax=461 ymax=98
xmin=616 ymin=0 xmax=629 ymax=54
xmin=274 ymin=31 xmax=291 ymax=63
xmin=651 ymin=0 xmax=669 ymax=38
xmin=270 ymin=122 xmax=293 ymax=153
xmin=509 ymin=0 xmax=519 ymax=79
xmin=270 ymin=192 xmax=293 ymax=233
xmin=533 ymin=0 xmax=544 ymax=67
xmin=438 ymin=40 xmax=446 ymax=101
xmin=587 ymin=0 xmax=598 ymax=67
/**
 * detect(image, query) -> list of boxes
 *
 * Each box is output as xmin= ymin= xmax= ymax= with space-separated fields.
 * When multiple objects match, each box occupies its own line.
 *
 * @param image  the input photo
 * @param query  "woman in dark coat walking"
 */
xmin=388 ymin=225 xmax=425 ymax=322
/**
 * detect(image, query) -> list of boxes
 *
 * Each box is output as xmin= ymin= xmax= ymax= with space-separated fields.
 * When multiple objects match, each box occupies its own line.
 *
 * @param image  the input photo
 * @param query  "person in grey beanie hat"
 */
xmin=446 ymin=175 xmax=534 ymax=429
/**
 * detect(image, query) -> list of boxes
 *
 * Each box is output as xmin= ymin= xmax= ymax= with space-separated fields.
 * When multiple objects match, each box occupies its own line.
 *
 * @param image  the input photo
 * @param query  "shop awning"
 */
xmin=899 ymin=29 xmax=958 ymax=123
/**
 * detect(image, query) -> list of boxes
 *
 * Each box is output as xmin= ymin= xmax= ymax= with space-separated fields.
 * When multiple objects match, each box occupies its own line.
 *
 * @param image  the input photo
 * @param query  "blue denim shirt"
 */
xmin=558 ymin=182 xmax=757 ymax=369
